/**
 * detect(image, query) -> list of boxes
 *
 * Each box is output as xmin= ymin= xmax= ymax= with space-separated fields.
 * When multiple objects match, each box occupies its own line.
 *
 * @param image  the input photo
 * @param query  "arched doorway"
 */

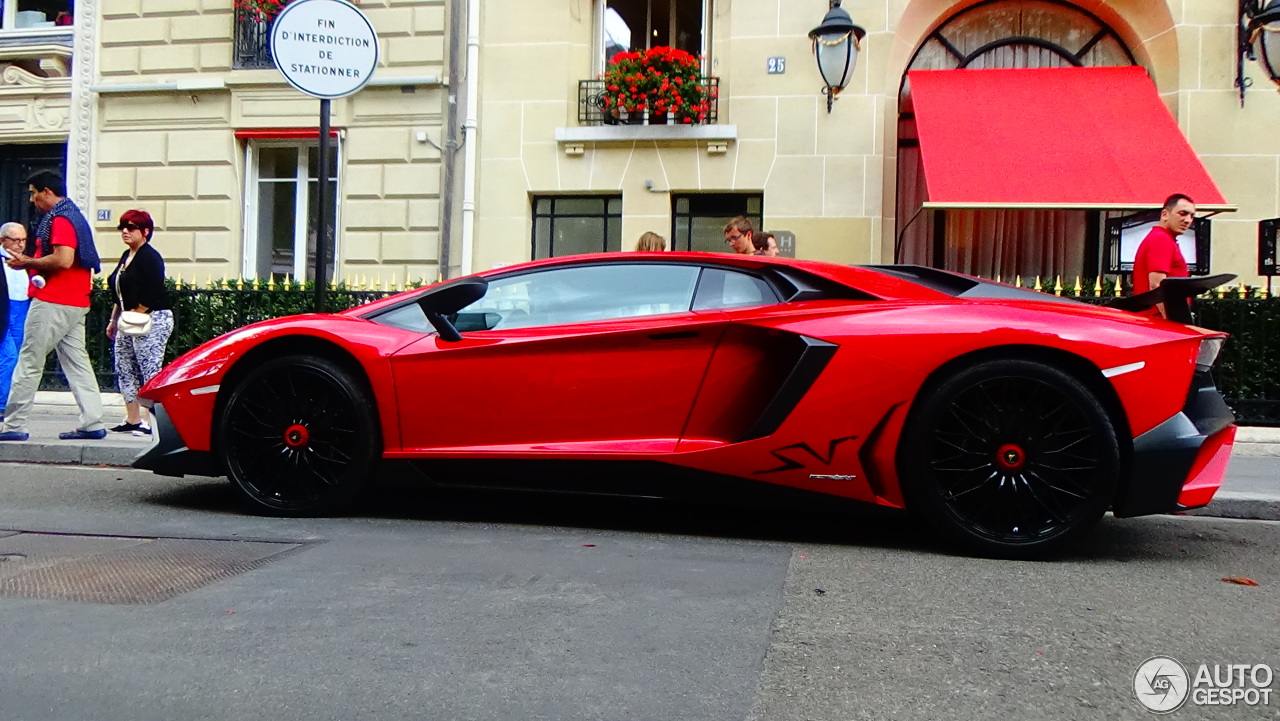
xmin=895 ymin=0 xmax=1137 ymax=281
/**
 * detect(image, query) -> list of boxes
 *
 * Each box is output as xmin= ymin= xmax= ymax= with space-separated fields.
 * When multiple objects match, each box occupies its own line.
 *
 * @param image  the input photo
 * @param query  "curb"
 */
xmin=1 ymin=446 xmax=1275 ymax=523
xmin=0 ymin=441 xmax=142 ymax=468
xmin=1233 ymin=443 xmax=1280 ymax=458
xmin=1183 ymin=491 xmax=1280 ymax=522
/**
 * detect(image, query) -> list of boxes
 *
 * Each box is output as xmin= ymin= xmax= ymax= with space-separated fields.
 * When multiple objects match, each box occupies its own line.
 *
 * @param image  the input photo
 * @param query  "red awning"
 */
xmin=908 ymin=67 xmax=1232 ymax=211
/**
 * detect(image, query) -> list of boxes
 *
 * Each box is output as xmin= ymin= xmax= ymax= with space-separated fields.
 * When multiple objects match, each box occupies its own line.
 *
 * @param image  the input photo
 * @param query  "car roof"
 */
xmin=471 ymin=252 xmax=954 ymax=301
xmin=345 ymin=253 xmax=965 ymax=317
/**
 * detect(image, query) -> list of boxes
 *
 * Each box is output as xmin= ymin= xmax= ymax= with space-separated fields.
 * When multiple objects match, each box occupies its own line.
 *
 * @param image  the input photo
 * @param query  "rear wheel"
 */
xmin=218 ymin=354 xmax=379 ymax=516
xmin=899 ymin=359 xmax=1119 ymax=559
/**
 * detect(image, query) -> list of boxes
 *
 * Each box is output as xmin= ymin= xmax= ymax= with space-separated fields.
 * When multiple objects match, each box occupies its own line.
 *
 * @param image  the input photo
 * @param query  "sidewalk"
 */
xmin=0 ymin=391 xmax=152 ymax=467
xmin=2 ymin=392 xmax=1278 ymax=521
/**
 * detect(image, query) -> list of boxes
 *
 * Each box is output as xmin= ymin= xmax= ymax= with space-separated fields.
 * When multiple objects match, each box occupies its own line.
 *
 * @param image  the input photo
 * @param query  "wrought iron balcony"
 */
xmin=234 ymin=16 xmax=273 ymax=70
xmin=577 ymin=77 xmax=719 ymax=126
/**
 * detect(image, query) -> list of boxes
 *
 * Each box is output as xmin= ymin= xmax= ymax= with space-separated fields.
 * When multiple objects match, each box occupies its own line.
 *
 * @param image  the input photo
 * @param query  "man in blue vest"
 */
xmin=0 ymin=170 xmax=105 ymax=441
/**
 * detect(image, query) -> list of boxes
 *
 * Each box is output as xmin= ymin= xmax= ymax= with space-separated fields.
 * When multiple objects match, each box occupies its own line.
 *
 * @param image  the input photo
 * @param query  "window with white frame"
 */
xmin=2 ymin=0 xmax=73 ymax=30
xmin=243 ymin=142 xmax=339 ymax=281
xmin=597 ymin=0 xmax=709 ymax=70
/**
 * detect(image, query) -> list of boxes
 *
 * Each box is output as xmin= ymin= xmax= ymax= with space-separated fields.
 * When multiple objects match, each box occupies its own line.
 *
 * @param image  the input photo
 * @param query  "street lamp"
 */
xmin=1238 ymin=0 xmax=1280 ymax=104
xmin=809 ymin=0 xmax=866 ymax=113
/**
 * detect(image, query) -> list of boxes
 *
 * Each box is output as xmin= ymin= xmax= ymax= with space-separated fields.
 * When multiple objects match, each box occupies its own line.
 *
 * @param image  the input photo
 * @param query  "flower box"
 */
xmin=599 ymin=46 xmax=716 ymax=126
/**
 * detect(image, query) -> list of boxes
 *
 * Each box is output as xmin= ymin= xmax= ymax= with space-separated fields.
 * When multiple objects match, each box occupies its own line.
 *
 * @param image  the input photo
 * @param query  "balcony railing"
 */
xmin=234 ymin=16 xmax=273 ymax=70
xmin=577 ymin=77 xmax=719 ymax=126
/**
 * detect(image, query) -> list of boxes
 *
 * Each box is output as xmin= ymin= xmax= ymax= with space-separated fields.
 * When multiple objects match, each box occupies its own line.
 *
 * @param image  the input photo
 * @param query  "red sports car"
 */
xmin=135 ymin=253 xmax=1237 ymax=558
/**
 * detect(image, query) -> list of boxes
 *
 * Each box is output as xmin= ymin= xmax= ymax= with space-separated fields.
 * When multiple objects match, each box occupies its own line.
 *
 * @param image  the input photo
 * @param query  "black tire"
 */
xmin=218 ymin=354 xmax=380 ymax=517
xmin=899 ymin=359 xmax=1119 ymax=559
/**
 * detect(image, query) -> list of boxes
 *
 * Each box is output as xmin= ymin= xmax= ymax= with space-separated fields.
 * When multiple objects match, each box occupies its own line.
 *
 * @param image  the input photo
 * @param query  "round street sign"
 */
xmin=270 ymin=0 xmax=379 ymax=99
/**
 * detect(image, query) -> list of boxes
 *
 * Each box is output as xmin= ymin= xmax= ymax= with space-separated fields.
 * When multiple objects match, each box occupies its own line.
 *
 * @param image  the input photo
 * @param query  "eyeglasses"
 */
xmin=118 ymin=223 xmax=142 ymax=232
xmin=724 ymin=233 xmax=743 ymax=244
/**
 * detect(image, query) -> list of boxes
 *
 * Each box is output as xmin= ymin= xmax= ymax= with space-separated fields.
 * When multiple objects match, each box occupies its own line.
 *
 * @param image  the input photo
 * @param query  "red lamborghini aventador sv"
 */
xmin=134 ymin=253 xmax=1238 ymax=558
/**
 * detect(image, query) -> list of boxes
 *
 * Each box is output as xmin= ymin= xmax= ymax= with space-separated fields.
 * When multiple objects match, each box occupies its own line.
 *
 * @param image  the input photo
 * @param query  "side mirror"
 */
xmin=454 ymin=311 xmax=502 ymax=332
xmin=416 ymin=276 xmax=489 ymax=342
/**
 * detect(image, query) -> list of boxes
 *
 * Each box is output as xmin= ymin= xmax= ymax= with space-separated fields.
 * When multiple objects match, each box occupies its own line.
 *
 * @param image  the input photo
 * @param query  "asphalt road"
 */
xmin=0 ymin=463 xmax=1276 ymax=721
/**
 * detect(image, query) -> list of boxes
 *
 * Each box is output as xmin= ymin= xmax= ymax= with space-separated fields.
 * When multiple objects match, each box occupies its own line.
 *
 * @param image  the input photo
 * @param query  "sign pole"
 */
xmin=269 ymin=0 xmax=380 ymax=313
xmin=315 ymin=98 xmax=331 ymax=313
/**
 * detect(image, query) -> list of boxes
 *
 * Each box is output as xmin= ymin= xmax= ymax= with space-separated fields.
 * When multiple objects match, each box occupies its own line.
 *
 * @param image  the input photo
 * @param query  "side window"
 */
xmin=462 ymin=264 xmax=702 ymax=330
xmin=692 ymin=268 xmax=779 ymax=311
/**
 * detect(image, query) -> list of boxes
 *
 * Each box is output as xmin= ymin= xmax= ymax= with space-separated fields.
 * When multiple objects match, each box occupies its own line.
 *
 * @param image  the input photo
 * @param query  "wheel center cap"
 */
xmin=995 ymin=443 xmax=1026 ymax=471
xmin=284 ymin=424 xmax=310 ymax=449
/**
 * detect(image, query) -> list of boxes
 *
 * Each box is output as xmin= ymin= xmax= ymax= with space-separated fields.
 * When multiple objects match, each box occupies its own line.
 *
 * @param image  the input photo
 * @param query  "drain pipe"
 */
xmin=438 ymin=0 xmax=466 ymax=280
xmin=458 ymin=0 xmax=480 ymax=276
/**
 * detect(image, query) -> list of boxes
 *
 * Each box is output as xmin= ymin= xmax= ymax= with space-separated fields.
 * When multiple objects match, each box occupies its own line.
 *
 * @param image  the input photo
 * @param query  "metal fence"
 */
xmin=1192 ymin=298 xmax=1280 ymax=426
xmin=234 ymin=16 xmax=273 ymax=69
xmin=34 ymin=289 xmax=1280 ymax=427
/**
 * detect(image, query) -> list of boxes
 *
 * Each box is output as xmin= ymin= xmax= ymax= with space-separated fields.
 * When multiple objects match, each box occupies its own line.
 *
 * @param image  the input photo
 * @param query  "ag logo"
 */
xmin=1135 ymin=656 xmax=1190 ymax=713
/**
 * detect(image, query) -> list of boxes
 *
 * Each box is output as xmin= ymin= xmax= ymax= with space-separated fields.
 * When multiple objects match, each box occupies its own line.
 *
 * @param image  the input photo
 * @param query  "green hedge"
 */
xmin=42 ymin=282 xmax=395 ymax=395
xmin=36 ymin=281 xmax=1280 ymax=425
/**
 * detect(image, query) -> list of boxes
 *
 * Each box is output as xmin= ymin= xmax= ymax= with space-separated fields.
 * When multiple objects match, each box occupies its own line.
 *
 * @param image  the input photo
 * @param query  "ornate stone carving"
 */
xmin=32 ymin=97 xmax=69 ymax=130
xmin=68 ymin=0 xmax=98 ymax=206
xmin=0 ymin=64 xmax=57 ymax=88
xmin=38 ymin=55 xmax=69 ymax=78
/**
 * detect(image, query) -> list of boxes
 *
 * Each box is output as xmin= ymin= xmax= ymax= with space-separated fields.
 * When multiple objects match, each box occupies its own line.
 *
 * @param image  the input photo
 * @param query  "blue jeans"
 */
xmin=0 ymin=298 xmax=29 ymax=410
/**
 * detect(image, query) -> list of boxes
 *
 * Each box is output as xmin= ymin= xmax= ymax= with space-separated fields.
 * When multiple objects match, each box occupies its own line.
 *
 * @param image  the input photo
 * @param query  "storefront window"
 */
xmin=896 ymin=0 xmax=1135 ymax=280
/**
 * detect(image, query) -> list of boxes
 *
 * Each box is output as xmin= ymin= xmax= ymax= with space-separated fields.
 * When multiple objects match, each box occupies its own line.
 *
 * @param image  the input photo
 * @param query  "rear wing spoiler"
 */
xmin=1105 ymin=274 xmax=1236 ymax=325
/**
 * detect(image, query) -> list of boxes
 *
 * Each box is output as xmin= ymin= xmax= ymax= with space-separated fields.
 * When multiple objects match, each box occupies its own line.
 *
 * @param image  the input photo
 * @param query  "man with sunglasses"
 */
xmin=0 ymin=170 xmax=105 ymax=442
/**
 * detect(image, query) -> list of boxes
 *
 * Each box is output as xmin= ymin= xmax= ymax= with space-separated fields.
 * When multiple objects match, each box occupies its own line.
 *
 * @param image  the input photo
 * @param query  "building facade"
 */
xmin=84 ymin=0 xmax=453 ymax=285
xmin=8 ymin=1 xmax=1274 ymax=287
xmin=472 ymin=0 xmax=1280 ymax=286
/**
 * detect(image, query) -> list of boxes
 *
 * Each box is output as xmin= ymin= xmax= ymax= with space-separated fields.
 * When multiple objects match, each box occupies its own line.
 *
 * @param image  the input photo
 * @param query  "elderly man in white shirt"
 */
xmin=0 ymin=221 xmax=32 ymax=420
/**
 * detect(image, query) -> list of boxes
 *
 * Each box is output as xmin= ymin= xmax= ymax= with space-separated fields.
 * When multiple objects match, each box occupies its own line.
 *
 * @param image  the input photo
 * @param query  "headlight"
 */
xmin=1196 ymin=338 xmax=1224 ymax=371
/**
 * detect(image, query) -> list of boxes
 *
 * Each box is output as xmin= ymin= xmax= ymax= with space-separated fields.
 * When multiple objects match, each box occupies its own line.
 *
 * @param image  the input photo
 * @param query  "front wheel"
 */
xmin=218 ymin=354 xmax=380 ymax=516
xmin=899 ymin=359 xmax=1120 ymax=559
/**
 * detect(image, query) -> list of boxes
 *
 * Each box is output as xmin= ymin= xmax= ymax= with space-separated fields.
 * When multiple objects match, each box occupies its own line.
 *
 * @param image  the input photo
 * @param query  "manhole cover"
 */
xmin=0 ymin=531 xmax=308 ymax=605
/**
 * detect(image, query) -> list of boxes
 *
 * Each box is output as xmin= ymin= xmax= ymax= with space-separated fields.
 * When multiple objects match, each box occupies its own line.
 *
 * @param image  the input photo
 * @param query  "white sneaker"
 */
xmin=132 ymin=425 xmax=153 ymax=437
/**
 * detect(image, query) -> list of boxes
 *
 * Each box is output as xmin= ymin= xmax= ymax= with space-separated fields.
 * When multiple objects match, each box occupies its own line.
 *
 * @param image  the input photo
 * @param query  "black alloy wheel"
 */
xmin=219 ymin=354 xmax=380 ymax=516
xmin=900 ymin=359 xmax=1119 ymax=559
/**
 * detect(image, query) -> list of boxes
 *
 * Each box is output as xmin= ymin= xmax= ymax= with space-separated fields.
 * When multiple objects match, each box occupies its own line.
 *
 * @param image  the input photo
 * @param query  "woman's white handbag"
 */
xmin=118 ymin=310 xmax=152 ymax=337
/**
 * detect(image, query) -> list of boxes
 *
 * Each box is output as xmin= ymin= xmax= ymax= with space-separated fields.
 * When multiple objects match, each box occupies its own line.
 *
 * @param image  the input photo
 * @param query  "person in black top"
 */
xmin=106 ymin=209 xmax=172 ymax=435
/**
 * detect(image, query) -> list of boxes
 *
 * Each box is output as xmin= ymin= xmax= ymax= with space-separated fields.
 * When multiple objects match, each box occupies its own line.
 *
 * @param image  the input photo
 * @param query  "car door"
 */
xmin=389 ymin=262 xmax=730 ymax=453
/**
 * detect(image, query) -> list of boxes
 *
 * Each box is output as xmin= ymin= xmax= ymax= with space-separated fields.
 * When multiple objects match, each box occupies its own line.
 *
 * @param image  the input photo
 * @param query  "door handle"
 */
xmin=648 ymin=331 xmax=700 ymax=341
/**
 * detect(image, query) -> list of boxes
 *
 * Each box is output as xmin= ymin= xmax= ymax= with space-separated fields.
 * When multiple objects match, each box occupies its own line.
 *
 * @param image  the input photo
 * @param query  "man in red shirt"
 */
xmin=0 ymin=170 xmax=105 ymax=441
xmin=1133 ymin=193 xmax=1194 ymax=319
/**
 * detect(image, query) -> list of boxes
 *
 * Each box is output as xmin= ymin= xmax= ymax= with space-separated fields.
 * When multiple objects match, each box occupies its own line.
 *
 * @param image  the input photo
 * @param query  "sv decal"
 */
xmin=755 ymin=436 xmax=858 ymax=475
